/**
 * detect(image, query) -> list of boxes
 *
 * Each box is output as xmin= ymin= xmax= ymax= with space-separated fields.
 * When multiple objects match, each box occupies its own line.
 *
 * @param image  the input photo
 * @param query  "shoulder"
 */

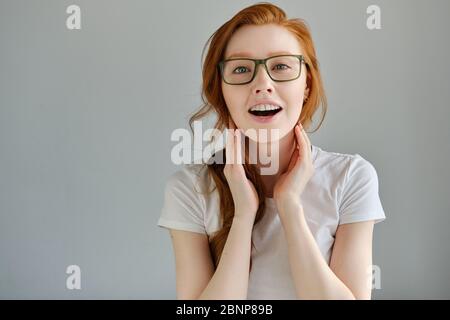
xmin=314 ymin=144 xmax=355 ymax=167
xmin=164 ymin=164 xmax=215 ymax=210
xmin=312 ymin=145 xmax=380 ymax=194
xmin=163 ymin=164 xmax=222 ymax=235
xmin=313 ymin=145 xmax=377 ymax=177
xmin=166 ymin=164 xmax=211 ymax=191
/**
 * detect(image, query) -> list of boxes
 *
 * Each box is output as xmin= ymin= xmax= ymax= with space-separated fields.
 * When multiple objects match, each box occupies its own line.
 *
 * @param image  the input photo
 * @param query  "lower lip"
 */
xmin=248 ymin=109 xmax=282 ymax=123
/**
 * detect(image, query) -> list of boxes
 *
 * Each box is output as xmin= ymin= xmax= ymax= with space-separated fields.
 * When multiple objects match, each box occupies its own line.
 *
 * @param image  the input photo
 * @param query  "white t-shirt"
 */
xmin=157 ymin=144 xmax=386 ymax=299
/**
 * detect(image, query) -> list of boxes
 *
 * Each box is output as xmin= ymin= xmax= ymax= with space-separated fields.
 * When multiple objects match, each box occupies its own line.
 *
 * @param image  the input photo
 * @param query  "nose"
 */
xmin=252 ymin=64 xmax=273 ymax=94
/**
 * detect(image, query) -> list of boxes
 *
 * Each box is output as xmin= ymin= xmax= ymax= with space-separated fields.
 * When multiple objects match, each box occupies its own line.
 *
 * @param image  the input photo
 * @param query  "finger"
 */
xmin=294 ymin=125 xmax=305 ymax=154
xmin=235 ymin=129 xmax=243 ymax=165
xmin=287 ymin=147 xmax=299 ymax=172
xmin=298 ymin=124 xmax=311 ymax=156
xmin=225 ymin=128 xmax=235 ymax=165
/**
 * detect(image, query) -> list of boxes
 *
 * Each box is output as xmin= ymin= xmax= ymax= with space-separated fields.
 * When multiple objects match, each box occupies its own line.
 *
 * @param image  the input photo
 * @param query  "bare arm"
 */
xmin=273 ymin=124 xmax=375 ymax=299
xmin=279 ymin=200 xmax=374 ymax=299
xmin=329 ymin=219 xmax=374 ymax=299
xmin=170 ymin=124 xmax=258 ymax=300
xmin=169 ymin=215 xmax=254 ymax=300
xmin=198 ymin=216 xmax=254 ymax=299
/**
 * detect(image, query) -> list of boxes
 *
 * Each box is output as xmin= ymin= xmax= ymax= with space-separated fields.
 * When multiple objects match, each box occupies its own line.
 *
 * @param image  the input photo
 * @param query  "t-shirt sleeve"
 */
xmin=157 ymin=168 xmax=207 ymax=234
xmin=338 ymin=154 xmax=386 ymax=225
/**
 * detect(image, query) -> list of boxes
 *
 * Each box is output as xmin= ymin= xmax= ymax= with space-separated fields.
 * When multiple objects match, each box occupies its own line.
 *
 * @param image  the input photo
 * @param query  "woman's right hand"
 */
xmin=223 ymin=119 xmax=259 ymax=221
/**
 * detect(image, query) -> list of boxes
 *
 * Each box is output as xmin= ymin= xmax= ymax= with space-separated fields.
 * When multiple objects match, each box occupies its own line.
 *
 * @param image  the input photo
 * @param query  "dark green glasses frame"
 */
xmin=218 ymin=54 xmax=307 ymax=85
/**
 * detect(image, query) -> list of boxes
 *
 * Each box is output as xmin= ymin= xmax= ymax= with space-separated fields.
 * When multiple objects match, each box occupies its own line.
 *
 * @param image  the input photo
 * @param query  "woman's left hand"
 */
xmin=273 ymin=122 xmax=315 ymax=211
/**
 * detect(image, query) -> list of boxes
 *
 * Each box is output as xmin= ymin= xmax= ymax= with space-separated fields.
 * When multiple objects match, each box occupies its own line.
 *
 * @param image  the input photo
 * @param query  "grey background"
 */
xmin=1 ymin=0 xmax=449 ymax=299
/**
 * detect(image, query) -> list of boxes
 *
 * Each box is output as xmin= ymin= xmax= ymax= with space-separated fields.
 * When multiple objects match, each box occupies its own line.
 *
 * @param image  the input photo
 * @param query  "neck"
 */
xmin=250 ymin=130 xmax=297 ymax=197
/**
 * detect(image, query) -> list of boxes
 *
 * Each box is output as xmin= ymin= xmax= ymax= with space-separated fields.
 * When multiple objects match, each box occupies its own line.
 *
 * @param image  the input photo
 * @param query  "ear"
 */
xmin=304 ymin=87 xmax=310 ymax=97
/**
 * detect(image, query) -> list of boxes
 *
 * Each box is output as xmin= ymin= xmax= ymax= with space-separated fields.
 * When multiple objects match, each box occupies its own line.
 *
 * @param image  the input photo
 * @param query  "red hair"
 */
xmin=189 ymin=2 xmax=327 ymax=269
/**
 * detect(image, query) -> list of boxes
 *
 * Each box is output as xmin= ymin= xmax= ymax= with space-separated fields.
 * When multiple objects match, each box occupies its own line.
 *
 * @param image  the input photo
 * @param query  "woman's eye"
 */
xmin=273 ymin=64 xmax=290 ymax=70
xmin=233 ymin=66 xmax=250 ymax=74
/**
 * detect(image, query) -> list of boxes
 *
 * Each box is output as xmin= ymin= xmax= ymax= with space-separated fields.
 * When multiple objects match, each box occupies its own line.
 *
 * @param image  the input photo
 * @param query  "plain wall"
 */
xmin=1 ymin=0 xmax=449 ymax=299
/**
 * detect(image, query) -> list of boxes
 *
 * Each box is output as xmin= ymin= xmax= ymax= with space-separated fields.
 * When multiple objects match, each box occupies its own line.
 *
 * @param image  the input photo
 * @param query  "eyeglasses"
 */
xmin=218 ymin=54 xmax=306 ymax=85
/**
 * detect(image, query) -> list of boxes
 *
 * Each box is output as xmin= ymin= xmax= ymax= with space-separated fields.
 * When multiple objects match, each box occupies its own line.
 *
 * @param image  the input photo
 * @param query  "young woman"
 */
xmin=158 ymin=3 xmax=386 ymax=300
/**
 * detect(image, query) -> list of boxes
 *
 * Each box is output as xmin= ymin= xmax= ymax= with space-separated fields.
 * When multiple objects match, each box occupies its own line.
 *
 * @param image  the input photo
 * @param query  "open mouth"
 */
xmin=248 ymin=104 xmax=283 ymax=117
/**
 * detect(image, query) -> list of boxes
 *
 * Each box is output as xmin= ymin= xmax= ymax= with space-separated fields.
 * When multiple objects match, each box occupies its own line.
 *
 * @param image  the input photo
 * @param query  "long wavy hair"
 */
xmin=189 ymin=2 xmax=327 ymax=270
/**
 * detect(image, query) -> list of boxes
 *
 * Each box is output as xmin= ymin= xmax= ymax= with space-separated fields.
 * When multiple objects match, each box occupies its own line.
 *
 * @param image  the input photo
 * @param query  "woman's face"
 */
xmin=222 ymin=24 xmax=309 ymax=142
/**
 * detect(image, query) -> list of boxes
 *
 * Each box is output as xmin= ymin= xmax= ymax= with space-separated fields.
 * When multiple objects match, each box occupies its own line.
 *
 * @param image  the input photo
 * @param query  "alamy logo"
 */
xmin=366 ymin=5 xmax=381 ymax=30
xmin=66 ymin=265 xmax=81 ymax=290
xmin=170 ymin=121 xmax=280 ymax=175
xmin=66 ymin=5 xmax=81 ymax=30
xmin=368 ymin=264 xmax=382 ymax=290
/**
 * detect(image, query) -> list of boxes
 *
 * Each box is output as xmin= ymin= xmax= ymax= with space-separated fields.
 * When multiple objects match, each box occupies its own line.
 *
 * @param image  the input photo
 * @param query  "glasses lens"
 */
xmin=222 ymin=59 xmax=254 ymax=84
xmin=266 ymin=56 xmax=301 ymax=81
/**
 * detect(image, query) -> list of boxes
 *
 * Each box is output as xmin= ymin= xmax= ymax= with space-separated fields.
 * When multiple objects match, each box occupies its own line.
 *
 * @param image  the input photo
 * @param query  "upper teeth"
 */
xmin=249 ymin=104 xmax=281 ymax=111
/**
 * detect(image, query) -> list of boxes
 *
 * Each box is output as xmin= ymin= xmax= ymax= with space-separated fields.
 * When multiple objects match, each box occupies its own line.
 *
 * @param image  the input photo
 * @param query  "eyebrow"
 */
xmin=226 ymin=51 xmax=297 ymax=59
